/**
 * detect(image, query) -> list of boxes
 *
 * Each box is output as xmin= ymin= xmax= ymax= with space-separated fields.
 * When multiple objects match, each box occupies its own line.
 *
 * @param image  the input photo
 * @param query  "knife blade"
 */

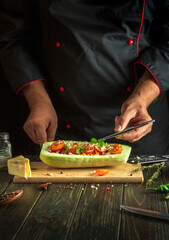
xmin=120 ymin=205 xmax=169 ymax=221
xmin=99 ymin=119 xmax=155 ymax=141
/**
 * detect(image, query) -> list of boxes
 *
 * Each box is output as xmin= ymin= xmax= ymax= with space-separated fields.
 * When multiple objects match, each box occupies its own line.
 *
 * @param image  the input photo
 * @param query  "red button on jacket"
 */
xmin=128 ymin=39 xmax=133 ymax=45
xmin=60 ymin=86 xmax=64 ymax=92
xmin=56 ymin=42 xmax=61 ymax=47
xmin=66 ymin=124 xmax=70 ymax=129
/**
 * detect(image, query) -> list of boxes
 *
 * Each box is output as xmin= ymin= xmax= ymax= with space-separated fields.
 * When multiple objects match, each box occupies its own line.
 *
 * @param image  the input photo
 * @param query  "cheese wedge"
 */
xmin=7 ymin=155 xmax=32 ymax=178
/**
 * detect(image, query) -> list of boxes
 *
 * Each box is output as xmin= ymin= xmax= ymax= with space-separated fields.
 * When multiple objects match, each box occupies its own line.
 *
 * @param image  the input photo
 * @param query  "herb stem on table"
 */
xmin=146 ymin=163 xmax=166 ymax=187
xmin=132 ymin=162 xmax=166 ymax=186
xmin=132 ymin=162 xmax=166 ymax=173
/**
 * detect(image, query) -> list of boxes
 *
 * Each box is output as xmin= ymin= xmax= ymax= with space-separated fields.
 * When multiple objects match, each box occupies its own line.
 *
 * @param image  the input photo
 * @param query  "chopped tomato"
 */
xmin=95 ymin=145 xmax=103 ymax=152
xmin=72 ymin=143 xmax=79 ymax=148
xmin=94 ymin=145 xmax=106 ymax=155
xmin=101 ymin=151 xmax=107 ymax=155
xmin=67 ymin=149 xmax=77 ymax=154
xmin=108 ymin=144 xmax=123 ymax=154
xmin=47 ymin=140 xmax=123 ymax=156
xmin=84 ymin=146 xmax=95 ymax=155
xmin=96 ymin=169 xmax=110 ymax=176
xmin=48 ymin=140 xmax=64 ymax=152
xmin=67 ymin=143 xmax=79 ymax=154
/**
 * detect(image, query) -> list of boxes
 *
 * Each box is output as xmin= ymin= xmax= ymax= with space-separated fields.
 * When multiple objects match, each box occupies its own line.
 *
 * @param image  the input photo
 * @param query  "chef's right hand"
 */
xmin=23 ymin=102 xmax=58 ymax=146
xmin=114 ymin=69 xmax=160 ymax=142
xmin=22 ymin=81 xmax=58 ymax=146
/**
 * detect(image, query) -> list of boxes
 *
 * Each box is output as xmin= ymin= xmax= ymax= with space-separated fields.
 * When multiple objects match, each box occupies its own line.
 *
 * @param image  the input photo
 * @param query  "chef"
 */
xmin=0 ymin=0 xmax=169 ymax=154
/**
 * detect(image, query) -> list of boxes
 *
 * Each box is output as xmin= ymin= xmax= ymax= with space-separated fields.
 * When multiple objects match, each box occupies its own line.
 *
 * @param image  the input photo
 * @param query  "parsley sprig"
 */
xmin=90 ymin=138 xmax=98 ymax=143
xmin=76 ymin=145 xmax=85 ymax=154
xmin=63 ymin=144 xmax=68 ymax=153
xmin=90 ymin=138 xmax=106 ymax=147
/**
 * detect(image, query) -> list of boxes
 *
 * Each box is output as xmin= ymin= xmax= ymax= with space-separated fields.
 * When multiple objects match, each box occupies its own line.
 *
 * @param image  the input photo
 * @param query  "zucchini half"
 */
xmin=39 ymin=141 xmax=132 ymax=168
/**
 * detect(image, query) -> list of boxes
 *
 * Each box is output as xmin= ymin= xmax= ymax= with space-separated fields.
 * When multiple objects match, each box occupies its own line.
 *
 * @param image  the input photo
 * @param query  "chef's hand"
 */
xmin=114 ymin=69 xmax=160 ymax=142
xmin=22 ymin=81 xmax=58 ymax=146
xmin=114 ymin=98 xmax=153 ymax=142
xmin=23 ymin=102 xmax=58 ymax=146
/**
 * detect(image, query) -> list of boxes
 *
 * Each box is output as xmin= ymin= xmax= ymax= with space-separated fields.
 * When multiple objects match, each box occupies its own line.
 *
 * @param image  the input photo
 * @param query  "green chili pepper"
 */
xmin=145 ymin=183 xmax=169 ymax=193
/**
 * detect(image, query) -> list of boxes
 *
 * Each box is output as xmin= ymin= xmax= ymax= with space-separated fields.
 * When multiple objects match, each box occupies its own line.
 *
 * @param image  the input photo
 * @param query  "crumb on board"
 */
xmin=45 ymin=173 xmax=54 ymax=176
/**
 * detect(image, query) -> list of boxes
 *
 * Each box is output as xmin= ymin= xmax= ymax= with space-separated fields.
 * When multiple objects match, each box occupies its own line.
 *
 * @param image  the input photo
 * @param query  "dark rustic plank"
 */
xmin=120 ymin=167 xmax=169 ymax=240
xmin=161 ymin=161 xmax=169 ymax=210
xmin=1 ymin=156 xmax=169 ymax=240
xmin=14 ymin=183 xmax=84 ymax=240
xmin=0 ymin=170 xmax=13 ymax=194
xmin=67 ymin=183 xmax=123 ymax=240
xmin=0 ymin=182 xmax=43 ymax=240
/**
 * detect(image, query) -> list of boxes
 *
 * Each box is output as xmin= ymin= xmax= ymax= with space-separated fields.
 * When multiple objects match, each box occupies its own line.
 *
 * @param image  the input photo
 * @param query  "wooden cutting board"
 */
xmin=13 ymin=162 xmax=144 ymax=183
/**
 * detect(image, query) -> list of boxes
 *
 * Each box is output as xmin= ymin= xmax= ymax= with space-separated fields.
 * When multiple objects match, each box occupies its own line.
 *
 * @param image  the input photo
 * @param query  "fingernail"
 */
xmin=116 ymin=125 xmax=122 ymax=131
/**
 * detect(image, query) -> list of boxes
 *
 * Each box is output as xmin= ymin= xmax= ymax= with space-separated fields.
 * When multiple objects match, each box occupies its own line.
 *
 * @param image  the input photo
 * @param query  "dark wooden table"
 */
xmin=0 ymin=155 xmax=169 ymax=240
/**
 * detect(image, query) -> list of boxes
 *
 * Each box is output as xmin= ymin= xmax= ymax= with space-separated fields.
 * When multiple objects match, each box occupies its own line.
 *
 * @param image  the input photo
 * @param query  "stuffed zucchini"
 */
xmin=39 ymin=140 xmax=132 ymax=168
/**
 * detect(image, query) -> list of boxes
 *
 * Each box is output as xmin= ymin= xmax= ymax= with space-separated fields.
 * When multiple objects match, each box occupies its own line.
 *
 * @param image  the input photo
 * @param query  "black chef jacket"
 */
xmin=1 ymin=0 xmax=169 ymax=155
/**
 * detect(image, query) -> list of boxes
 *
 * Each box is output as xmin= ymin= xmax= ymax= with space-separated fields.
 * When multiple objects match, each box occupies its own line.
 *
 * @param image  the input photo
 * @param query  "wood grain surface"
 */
xmin=13 ymin=162 xmax=144 ymax=183
xmin=1 ymin=155 xmax=169 ymax=240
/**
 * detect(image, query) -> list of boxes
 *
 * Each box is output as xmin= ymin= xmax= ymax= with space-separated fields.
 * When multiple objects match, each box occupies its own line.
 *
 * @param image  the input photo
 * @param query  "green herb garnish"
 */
xmin=76 ymin=145 xmax=85 ymax=154
xmin=90 ymin=138 xmax=98 ymax=143
xmin=63 ymin=144 xmax=68 ymax=153
xmin=90 ymin=137 xmax=106 ymax=147
xmin=98 ymin=139 xmax=106 ymax=148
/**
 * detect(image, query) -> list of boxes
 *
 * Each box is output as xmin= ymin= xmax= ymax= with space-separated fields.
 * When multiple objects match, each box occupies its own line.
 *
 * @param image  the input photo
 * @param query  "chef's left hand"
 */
xmin=114 ymin=69 xmax=160 ymax=143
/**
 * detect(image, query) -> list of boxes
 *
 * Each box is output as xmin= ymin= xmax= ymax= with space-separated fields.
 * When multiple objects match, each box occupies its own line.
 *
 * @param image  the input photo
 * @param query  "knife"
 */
xmin=120 ymin=205 xmax=169 ymax=221
xmin=99 ymin=119 xmax=155 ymax=141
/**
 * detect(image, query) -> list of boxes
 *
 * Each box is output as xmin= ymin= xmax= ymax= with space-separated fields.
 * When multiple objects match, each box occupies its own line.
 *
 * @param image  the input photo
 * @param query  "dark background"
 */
xmin=0 ymin=66 xmax=38 ymax=156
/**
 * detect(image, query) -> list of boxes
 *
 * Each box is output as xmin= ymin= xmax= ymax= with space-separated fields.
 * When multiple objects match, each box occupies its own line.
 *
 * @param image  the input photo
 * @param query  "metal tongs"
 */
xmin=99 ymin=119 xmax=155 ymax=141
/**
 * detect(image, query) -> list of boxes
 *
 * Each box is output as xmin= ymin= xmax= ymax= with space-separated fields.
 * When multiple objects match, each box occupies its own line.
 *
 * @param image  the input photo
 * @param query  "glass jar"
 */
xmin=0 ymin=132 xmax=12 ymax=169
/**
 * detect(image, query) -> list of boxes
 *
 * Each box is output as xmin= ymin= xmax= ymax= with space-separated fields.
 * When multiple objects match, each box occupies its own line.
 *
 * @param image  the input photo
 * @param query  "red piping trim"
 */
xmin=134 ymin=61 xmax=161 ymax=95
xmin=137 ymin=0 xmax=145 ymax=57
xmin=16 ymin=79 xmax=46 ymax=95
